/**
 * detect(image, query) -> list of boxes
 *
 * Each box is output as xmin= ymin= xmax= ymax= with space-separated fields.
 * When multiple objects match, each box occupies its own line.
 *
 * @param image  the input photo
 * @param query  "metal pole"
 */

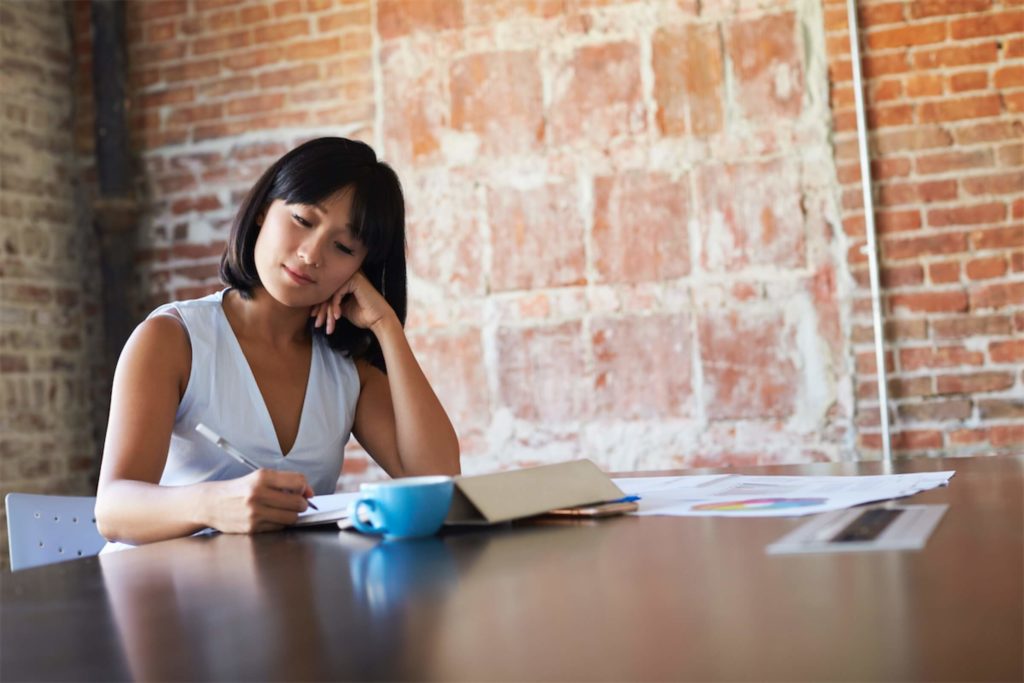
xmin=845 ymin=0 xmax=892 ymax=464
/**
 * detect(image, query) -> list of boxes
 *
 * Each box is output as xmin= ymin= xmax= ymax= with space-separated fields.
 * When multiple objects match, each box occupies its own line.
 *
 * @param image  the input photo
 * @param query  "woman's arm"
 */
xmin=351 ymin=319 xmax=461 ymax=477
xmin=320 ymin=272 xmax=460 ymax=478
xmin=96 ymin=316 xmax=313 ymax=545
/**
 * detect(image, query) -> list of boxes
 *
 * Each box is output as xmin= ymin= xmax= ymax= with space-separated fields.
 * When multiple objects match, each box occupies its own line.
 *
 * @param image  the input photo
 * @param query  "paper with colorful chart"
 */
xmin=611 ymin=471 xmax=955 ymax=517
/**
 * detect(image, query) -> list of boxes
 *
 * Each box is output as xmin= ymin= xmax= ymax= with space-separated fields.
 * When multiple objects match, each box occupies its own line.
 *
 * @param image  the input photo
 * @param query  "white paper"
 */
xmin=611 ymin=471 xmax=955 ymax=517
xmin=295 ymin=491 xmax=360 ymax=526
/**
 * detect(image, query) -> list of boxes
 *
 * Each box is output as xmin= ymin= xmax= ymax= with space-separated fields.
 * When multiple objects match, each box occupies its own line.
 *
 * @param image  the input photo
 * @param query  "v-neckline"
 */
xmin=218 ymin=291 xmax=315 ymax=458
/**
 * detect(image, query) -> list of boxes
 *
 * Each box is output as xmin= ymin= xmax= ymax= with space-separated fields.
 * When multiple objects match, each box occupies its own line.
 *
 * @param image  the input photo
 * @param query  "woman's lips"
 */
xmin=283 ymin=265 xmax=315 ymax=285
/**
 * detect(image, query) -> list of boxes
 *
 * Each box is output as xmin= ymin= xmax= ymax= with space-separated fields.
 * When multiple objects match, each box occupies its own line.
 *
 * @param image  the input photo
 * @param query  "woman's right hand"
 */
xmin=206 ymin=469 xmax=314 ymax=534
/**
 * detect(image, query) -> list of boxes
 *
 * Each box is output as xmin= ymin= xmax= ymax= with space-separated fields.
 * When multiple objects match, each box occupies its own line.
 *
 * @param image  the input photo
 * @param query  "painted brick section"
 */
xmin=0 ymin=2 xmax=102 ymax=569
xmin=827 ymin=0 xmax=1024 ymax=456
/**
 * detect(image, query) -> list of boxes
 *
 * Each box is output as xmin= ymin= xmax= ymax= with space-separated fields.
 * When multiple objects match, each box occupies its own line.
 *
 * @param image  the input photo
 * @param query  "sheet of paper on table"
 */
xmin=295 ymin=491 xmax=359 ymax=526
xmin=611 ymin=471 xmax=955 ymax=517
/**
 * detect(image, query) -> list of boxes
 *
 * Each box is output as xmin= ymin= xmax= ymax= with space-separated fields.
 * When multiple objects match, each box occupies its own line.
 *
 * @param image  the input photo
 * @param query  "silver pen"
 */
xmin=195 ymin=423 xmax=318 ymax=510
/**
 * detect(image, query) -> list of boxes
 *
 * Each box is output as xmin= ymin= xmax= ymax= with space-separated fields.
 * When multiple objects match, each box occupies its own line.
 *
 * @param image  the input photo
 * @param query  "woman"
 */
xmin=96 ymin=137 xmax=460 ymax=546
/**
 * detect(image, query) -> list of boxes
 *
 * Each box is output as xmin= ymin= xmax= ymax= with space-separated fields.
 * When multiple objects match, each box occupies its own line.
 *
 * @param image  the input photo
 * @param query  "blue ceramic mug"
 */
xmin=348 ymin=476 xmax=454 ymax=540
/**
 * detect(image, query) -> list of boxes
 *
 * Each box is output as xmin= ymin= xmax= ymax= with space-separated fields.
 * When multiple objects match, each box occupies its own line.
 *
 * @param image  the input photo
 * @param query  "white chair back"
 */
xmin=5 ymin=493 xmax=106 ymax=571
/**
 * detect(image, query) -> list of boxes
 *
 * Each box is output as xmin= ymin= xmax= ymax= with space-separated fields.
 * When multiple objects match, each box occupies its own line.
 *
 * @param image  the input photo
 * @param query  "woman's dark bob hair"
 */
xmin=220 ymin=137 xmax=406 ymax=372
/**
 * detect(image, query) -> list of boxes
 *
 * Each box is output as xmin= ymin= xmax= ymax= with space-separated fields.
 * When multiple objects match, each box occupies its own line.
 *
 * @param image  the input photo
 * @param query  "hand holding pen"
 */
xmin=196 ymin=423 xmax=318 ymax=511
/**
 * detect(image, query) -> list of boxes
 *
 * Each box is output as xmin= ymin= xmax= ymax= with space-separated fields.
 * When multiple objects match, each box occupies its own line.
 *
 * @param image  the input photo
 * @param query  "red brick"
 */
xmin=224 ymin=93 xmax=286 ymax=116
xmin=878 ymin=179 xmax=958 ymax=205
xmin=222 ymin=46 xmax=284 ymax=72
xmin=919 ymin=95 xmax=1002 ymax=123
xmin=139 ymin=85 xmax=195 ymax=109
xmin=991 ymin=425 xmax=1024 ymax=447
xmin=877 ymin=208 xmax=922 ymax=233
xmin=593 ymin=172 xmax=691 ymax=284
xmin=884 ymin=232 xmax=968 ymax=260
xmin=487 ymin=182 xmax=585 ymax=292
xmin=317 ymin=6 xmax=372 ymax=32
xmin=272 ymin=0 xmax=304 ymax=18
xmin=549 ymin=42 xmax=644 ymax=144
xmin=949 ymin=10 xmax=1024 ymax=38
xmin=905 ymin=73 xmax=944 ymax=97
xmin=653 ymin=23 xmax=724 ymax=137
xmin=253 ymin=19 xmax=310 ymax=42
xmin=874 ymin=127 xmax=953 ymax=155
xmin=377 ymin=0 xmax=463 ymax=40
xmin=868 ymin=103 xmax=915 ymax=128
xmin=497 ymin=322 xmax=588 ymax=422
xmin=860 ymin=430 xmax=943 ymax=450
xmin=872 ymin=78 xmax=903 ymax=102
xmin=285 ymin=36 xmax=343 ymax=61
xmin=994 ymin=65 xmax=1024 ymax=89
xmin=166 ymin=103 xmax=224 ymax=126
xmin=978 ymin=399 xmax=1024 ymax=419
xmin=136 ymin=0 xmax=188 ymax=21
xmin=970 ymin=281 xmax=1024 ymax=310
xmin=857 ymin=377 xmax=933 ymax=400
xmin=937 ymin=371 xmax=1015 ymax=394
xmin=916 ymin=148 xmax=995 ymax=175
xmin=897 ymin=399 xmax=972 ymax=422
xmin=451 ymin=51 xmax=543 ymax=155
xmin=927 ymin=201 xmax=1007 ymax=227
xmin=240 ymin=5 xmax=271 ymax=23
xmin=863 ymin=2 xmax=907 ymax=25
xmin=998 ymin=143 xmax=1023 ymax=167
xmin=866 ymin=21 xmax=946 ymax=49
xmin=889 ymin=290 xmax=968 ymax=313
xmin=164 ymin=59 xmax=221 ymax=83
xmin=953 ymin=120 xmax=1024 ymax=146
xmin=929 ymin=260 xmax=962 ymax=284
xmin=873 ymin=156 xmax=912 ymax=179
xmin=965 ymin=256 xmax=1007 ymax=280
xmin=696 ymin=159 xmax=805 ymax=272
xmin=193 ymin=30 xmax=252 ymax=56
xmin=931 ymin=314 xmax=1012 ymax=339
xmin=949 ymin=428 xmax=987 ymax=445
xmin=256 ymin=63 xmax=320 ymax=89
xmin=961 ymin=171 xmax=1024 ymax=196
xmin=856 ymin=349 xmax=894 ymax=375
xmin=990 ymin=340 xmax=1024 ymax=363
xmin=699 ymin=309 xmax=797 ymax=420
xmin=913 ymin=41 xmax=999 ymax=69
xmin=969 ymin=225 xmax=1024 ymax=250
xmin=1005 ymin=92 xmax=1024 ymax=114
xmin=853 ymin=319 xmax=929 ymax=343
xmin=949 ymin=70 xmax=988 ymax=92
xmin=910 ymin=0 xmax=992 ymax=17
xmin=592 ymin=314 xmax=693 ymax=419
xmin=727 ymin=12 xmax=803 ymax=119
xmin=900 ymin=345 xmax=984 ymax=371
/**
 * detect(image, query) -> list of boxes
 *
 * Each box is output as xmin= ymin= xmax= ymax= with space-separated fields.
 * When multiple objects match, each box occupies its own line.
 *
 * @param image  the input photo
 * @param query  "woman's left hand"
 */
xmin=312 ymin=270 xmax=395 ymax=335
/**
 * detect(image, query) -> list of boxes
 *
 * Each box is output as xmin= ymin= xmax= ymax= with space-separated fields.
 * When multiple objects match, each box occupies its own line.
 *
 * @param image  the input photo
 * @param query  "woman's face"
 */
xmin=253 ymin=189 xmax=368 ymax=308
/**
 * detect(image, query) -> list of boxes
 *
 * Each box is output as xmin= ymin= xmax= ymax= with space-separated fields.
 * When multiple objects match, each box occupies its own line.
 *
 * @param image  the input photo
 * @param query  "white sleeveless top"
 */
xmin=101 ymin=289 xmax=360 ymax=553
xmin=156 ymin=289 xmax=360 ymax=493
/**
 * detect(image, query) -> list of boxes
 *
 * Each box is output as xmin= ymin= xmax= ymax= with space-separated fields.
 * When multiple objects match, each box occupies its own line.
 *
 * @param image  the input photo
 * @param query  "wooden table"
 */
xmin=2 ymin=456 xmax=1021 ymax=681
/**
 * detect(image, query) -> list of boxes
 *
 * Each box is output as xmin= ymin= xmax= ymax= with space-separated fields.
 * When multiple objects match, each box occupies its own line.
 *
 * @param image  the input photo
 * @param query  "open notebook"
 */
xmin=295 ymin=491 xmax=359 ymax=526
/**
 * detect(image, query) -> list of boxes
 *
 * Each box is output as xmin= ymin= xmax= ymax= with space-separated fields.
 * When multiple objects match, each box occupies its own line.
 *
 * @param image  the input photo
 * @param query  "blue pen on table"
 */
xmin=611 ymin=495 xmax=641 ymax=503
xmin=195 ymin=423 xmax=318 ymax=510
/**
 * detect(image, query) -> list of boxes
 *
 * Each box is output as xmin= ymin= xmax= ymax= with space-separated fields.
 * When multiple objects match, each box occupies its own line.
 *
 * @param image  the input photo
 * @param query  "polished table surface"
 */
xmin=2 ymin=456 xmax=1022 ymax=681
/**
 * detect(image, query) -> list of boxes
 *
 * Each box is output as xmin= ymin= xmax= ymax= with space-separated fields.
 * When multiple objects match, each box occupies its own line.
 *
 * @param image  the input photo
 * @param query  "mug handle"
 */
xmin=350 ymin=498 xmax=387 ymax=535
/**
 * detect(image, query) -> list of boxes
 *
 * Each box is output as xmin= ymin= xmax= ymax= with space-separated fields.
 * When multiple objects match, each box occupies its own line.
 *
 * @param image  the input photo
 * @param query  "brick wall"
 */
xmin=824 ymin=0 xmax=1023 ymax=456
xmin=1 ymin=1 xmax=104 ymax=568
xmin=60 ymin=0 xmax=1021 ymax=489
